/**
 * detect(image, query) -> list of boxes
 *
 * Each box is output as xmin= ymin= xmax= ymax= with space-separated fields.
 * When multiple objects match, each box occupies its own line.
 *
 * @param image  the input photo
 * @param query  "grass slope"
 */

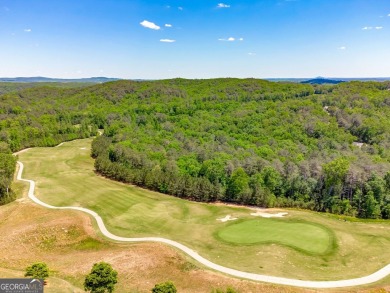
xmin=16 ymin=138 xmax=390 ymax=282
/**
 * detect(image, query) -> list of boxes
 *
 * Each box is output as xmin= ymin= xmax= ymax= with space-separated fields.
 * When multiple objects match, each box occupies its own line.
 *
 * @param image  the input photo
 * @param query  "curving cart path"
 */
xmin=16 ymin=160 xmax=390 ymax=289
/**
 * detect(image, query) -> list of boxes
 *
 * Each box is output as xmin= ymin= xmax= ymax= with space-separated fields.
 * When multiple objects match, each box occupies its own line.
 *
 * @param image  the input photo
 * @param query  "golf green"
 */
xmin=217 ymin=219 xmax=334 ymax=255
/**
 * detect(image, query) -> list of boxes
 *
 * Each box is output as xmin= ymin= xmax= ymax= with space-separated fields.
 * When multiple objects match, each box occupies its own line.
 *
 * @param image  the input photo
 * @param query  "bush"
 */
xmin=211 ymin=287 xmax=239 ymax=293
xmin=24 ymin=262 xmax=49 ymax=280
xmin=151 ymin=281 xmax=177 ymax=293
xmin=84 ymin=262 xmax=118 ymax=293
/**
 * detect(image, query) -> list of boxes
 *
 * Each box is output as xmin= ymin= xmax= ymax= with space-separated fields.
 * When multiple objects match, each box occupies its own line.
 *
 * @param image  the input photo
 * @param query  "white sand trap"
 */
xmin=80 ymin=147 xmax=87 ymax=150
xmin=217 ymin=215 xmax=238 ymax=222
xmin=251 ymin=211 xmax=288 ymax=218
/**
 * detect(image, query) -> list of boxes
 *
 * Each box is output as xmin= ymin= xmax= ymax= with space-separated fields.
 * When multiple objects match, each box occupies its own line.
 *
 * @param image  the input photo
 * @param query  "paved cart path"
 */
xmin=15 ymin=160 xmax=390 ymax=289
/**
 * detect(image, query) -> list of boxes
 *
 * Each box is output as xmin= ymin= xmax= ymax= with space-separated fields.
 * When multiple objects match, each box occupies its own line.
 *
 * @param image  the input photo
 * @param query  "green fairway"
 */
xmin=217 ymin=219 xmax=334 ymax=255
xmin=15 ymin=138 xmax=390 ymax=281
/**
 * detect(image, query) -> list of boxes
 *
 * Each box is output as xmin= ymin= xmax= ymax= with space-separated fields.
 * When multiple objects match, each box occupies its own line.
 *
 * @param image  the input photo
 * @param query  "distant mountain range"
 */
xmin=0 ymin=76 xmax=389 ymax=84
xmin=0 ymin=76 xmax=120 ymax=83
xmin=268 ymin=77 xmax=390 ymax=83
xmin=301 ymin=78 xmax=344 ymax=85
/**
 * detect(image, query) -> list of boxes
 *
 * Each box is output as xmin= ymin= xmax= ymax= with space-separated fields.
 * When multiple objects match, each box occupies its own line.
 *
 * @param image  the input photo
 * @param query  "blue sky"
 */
xmin=1 ymin=0 xmax=389 ymax=79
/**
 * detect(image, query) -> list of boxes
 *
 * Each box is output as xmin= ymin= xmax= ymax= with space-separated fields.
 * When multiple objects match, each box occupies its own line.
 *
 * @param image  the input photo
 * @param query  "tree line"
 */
xmin=0 ymin=141 xmax=16 ymax=204
xmin=92 ymin=135 xmax=390 ymax=219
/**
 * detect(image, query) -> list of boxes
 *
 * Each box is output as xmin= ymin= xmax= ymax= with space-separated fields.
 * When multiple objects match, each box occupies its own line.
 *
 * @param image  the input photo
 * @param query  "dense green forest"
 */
xmin=1 ymin=79 xmax=390 ymax=218
xmin=0 ymin=84 xmax=98 ymax=203
xmin=0 ymin=82 xmax=92 ymax=95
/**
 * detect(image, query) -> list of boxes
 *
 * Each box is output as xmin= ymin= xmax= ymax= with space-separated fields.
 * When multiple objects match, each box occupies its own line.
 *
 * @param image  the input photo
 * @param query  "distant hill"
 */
xmin=336 ymin=77 xmax=390 ymax=82
xmin=2 ymin=76 xmax=389 ymax=84
xmin=268 ymin=77 xmax=390 ymax=83
xmin=301 ymin=78 xmax=344 ymax=85
xmin=265 ymin=78 xmax=308 ymax=83
xmin=0 ymin=76 xmax=120 ymax=83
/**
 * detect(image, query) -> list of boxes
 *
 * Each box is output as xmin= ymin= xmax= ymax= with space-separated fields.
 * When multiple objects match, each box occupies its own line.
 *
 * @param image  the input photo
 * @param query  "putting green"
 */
xmin=217 ymin=219 xmax=334 ymax=255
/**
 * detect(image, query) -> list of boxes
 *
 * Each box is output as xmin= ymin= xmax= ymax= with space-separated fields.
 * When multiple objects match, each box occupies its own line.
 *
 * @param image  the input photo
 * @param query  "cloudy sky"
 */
xmin=0 ymin=0 xmax=389 ymax=79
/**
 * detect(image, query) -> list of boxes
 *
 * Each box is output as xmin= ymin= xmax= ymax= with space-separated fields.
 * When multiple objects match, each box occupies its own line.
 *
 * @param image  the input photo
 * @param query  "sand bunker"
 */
xmin=250 ymin=211 xmax=288 ymax=218
xmin=217 ymin=215 xmax=238 ymax=222
xmin=80 ymin=147 xmax=87 ymax=150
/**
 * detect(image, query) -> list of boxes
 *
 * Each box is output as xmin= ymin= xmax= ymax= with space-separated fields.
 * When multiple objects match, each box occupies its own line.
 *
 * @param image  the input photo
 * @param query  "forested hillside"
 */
xmin=0 ymin=82 xmax=92 ymax=95
xmin=1 ymin=79 xmax=390 ymax=218
xmin=0 ymin=84 xmax=99 ymax=203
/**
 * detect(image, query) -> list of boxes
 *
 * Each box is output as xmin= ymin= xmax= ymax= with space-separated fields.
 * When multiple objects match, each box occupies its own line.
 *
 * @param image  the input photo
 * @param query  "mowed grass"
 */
xmin=16 ymin=139 xmax=390 ymax=281
xmin=217 ymin=219 xmax=334 ymax=255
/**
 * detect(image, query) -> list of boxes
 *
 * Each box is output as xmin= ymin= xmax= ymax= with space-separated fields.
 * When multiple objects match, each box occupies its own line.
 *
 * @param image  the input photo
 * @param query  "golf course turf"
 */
xmin=15 ymin=138 xmax=390 ymax=282
xmin=217 ymin=219 xmax=336 ymax=255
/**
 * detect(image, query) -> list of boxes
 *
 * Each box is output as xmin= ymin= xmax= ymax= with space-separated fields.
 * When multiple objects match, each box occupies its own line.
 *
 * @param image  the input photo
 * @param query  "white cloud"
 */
xmin=160 ymin=39 xmax=176 ymax=43
xmin=362 ymin=26 xmax=383 ymax=30
xmin=165 ymin=24 xmax=172 ymax=27
xmin=24 ymin=29 xmax=32 ymax=32
xmin=217 ymin=3 xmax=230 ymax=8
xmin=178 ymin=7 xmax=183 ymax=10
xmin=218 ymin=37 xmax=243 ymax=42
xmin=338 ymin=46 xmax=346 ymax=50
xmin=140 ymin=20 xmax=160 ymax=30
xmin=248 ymin=52 xmax=256 ymax=56
xmin=388 ymin=13 xmax=390 ymax=16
